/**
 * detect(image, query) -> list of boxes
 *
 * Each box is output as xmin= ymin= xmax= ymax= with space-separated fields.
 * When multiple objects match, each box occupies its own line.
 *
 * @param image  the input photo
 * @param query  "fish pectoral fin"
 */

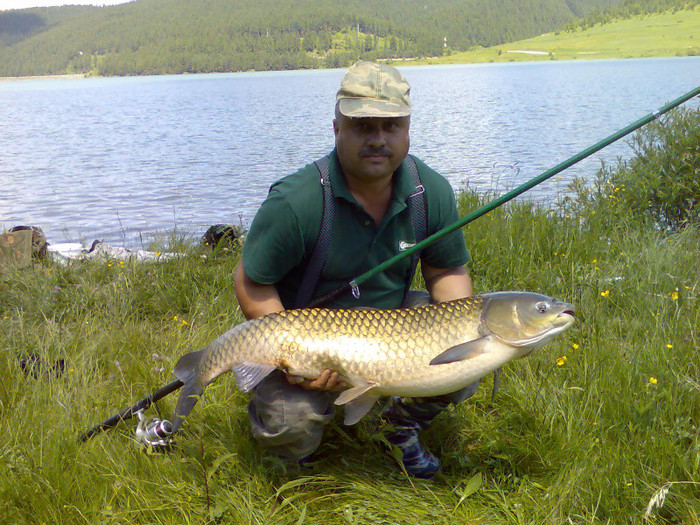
xmin=232 ymin=361 xmax=277 ymax=393
xmin=429 ymin=336 xmax=491 ymax=365
xmin=335 ymin=384 xmax=381 ymax=425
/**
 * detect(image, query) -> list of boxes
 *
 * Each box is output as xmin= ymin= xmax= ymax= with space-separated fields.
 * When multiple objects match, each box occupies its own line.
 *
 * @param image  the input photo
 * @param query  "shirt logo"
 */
xmin=398 ymin=241 xmax=415 ymax=251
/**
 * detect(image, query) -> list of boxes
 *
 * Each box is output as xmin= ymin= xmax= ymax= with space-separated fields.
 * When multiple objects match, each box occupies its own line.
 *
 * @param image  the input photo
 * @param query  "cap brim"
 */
xmin=338 ymin=98 xmax=411 ymax=118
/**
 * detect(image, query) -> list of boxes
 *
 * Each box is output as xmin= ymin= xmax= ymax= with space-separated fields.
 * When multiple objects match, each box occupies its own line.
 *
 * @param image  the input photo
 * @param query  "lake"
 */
xmin=1 ymin=57 xmax=698 ymax=248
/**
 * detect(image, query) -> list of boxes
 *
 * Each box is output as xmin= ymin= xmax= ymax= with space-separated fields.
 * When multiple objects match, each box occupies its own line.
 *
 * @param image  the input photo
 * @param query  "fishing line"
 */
xmin=79 ymin=85 xmax=699 ymax=442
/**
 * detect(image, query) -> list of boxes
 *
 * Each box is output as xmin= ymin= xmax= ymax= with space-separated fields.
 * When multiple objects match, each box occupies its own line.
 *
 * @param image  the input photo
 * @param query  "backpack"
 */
xmin=0 ymin=226 xmax=49 ymax=270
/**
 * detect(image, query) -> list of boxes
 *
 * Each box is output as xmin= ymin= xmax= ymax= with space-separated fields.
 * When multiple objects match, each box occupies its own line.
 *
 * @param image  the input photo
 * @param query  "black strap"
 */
xmin=294 ymin=156 xmax=333 ymax=308
xmin=404 ymin=154 xmax=427 ymax=301
xmin=295 ymin=154 xmax=426 ymax=308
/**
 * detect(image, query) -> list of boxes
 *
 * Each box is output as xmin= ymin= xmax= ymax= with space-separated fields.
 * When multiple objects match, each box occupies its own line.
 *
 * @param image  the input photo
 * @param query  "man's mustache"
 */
xmin=360 ymin=147 xmax=392 ymax=157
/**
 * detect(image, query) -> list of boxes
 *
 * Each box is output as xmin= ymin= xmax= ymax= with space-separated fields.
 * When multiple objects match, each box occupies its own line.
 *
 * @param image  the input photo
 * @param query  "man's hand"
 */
xmin=286 ymin=369 xmax=348 ymax=392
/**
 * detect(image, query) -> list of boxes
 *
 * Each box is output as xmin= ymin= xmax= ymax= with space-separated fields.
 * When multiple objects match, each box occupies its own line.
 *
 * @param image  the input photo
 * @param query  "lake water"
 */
xmin=1 ymin=57 xmax=698 ymax=248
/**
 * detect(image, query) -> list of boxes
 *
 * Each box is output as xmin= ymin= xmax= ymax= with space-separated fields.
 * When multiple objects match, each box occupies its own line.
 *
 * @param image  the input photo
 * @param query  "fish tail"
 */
xmin=171 ymin=348 xmax=206 ymax=432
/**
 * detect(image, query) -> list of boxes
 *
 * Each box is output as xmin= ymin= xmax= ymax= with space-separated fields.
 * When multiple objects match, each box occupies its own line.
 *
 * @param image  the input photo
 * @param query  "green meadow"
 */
xmin=413 ymin=7 xmax=700 ymax=65
xmin=0 ymin=107 xmax=698 ymax=524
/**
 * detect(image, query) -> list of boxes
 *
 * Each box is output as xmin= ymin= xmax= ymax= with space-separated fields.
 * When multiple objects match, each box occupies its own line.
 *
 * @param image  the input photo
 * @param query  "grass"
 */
xmin=1 ymin=171 xmax=699 ymax=521
xmin=405 ymin=7 xmax=700 ymax=65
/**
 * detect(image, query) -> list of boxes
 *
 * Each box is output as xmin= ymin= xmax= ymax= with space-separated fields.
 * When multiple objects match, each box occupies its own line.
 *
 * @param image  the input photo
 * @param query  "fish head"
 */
xmin=481 ymin=292 xmax=575 ymax=349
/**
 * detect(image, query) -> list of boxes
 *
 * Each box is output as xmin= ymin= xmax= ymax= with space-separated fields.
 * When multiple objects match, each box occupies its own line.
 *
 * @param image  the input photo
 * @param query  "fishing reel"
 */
xmin=134 ymin=409 xmax=173 ymax=450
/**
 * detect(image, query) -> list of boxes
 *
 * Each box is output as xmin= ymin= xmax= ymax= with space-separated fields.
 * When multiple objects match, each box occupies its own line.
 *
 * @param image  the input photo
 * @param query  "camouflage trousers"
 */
xmin=247 ymin=291 xmax=481 ymax=461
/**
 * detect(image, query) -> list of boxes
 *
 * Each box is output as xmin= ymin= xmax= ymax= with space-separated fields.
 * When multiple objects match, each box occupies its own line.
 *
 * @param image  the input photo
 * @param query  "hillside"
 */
xmin=425 ymin=5 xmax=700 ymax=64
xmin=0 ymin=0 xmax=620 ymax=76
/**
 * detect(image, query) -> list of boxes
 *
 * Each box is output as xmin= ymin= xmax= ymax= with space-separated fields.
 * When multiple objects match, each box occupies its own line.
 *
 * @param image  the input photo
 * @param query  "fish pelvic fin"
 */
xmin=429 ymin=336 xmax=491 ymax=366
xmin=232 ymin=361 xmax=277 ymax=393
xmin=171 ymin=348 xmax=206 ymax=432
xmin=335 ymin=383 xmax=380 ymax=425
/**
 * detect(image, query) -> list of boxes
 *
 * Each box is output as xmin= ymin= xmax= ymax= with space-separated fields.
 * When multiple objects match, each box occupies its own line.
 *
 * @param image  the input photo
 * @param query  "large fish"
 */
xmin=172 ymin=292 xmax=575 ymax=429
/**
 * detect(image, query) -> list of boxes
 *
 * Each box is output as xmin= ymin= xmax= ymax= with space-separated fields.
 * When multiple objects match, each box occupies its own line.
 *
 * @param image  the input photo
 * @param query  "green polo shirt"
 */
xmin=242 ymin=149 xmax=469 ymax=309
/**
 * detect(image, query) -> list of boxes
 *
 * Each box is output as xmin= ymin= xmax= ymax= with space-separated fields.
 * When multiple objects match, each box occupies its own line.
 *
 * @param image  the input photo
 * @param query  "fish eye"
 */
xmin=536 ymin=302 xmax=548 ymax=313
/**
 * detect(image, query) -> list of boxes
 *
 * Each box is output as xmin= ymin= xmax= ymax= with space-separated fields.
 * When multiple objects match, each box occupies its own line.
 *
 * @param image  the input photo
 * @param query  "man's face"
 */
xmin=333 ymin=114 xmax=410 ymax=183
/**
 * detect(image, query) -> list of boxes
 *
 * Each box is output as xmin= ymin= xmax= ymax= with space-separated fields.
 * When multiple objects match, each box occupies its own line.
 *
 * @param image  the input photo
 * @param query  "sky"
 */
xmin=1 ymin=0 xmax=131 ymax=9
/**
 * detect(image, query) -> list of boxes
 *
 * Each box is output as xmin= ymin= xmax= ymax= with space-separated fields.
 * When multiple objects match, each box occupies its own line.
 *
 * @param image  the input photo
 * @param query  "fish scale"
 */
xmin=172 ymin=292 xmax=574 ymax=428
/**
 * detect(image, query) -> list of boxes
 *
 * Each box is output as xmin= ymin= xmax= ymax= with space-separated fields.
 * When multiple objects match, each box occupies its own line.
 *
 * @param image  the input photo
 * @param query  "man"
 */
xmin=234 ymin=61 xmax=477 ymax=479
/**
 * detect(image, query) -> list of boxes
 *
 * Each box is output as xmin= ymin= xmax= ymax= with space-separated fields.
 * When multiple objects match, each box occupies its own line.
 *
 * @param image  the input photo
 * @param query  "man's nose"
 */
xmin=366 ymin=125 xmax=386 ymax=146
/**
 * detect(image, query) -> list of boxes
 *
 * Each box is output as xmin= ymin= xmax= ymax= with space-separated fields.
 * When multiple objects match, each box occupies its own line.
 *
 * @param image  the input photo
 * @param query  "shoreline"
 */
xmin=0 ymin=73 xmax=86 ymax=82
xmin=0 ymin=53 xmax=692 ymax=82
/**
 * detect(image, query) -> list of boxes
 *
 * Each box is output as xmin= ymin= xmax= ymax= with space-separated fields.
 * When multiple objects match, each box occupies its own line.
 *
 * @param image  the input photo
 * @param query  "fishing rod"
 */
xmin=78 ymin=379 xmax=182 ymax=443
xmin=79 ymin=85 xmax=699 ymax=443
xmin=308 ymin=84 xmax=700 ymax=307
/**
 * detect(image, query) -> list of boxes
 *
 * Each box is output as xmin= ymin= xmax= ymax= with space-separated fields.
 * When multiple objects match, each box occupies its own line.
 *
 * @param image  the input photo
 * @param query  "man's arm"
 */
xmin=233 ymin=264 xmax=285 ymax=319
xmin=233 ymin=264 xmax=346 ymax=391
xmin=421 ymin=263 xmax=472 ymax=303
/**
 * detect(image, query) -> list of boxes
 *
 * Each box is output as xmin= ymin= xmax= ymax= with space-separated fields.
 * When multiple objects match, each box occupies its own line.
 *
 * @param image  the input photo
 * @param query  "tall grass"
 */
xmin=1 ymin=113 xmax=698 ymax=523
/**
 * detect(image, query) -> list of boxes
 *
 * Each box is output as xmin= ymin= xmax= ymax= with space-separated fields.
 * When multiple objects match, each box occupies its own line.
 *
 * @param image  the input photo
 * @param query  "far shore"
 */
xmin=0 ymin=73 xmax=86 ymax=82
xmin=0 ymin=53 xmax=690 ymax=83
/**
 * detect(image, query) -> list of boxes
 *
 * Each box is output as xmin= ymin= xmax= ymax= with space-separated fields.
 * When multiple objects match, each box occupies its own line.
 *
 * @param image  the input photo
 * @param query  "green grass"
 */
xmin=406 ymin=7 xmax=700 ymax=65
xmin=1 ymin=132 xmax=699 ymax=522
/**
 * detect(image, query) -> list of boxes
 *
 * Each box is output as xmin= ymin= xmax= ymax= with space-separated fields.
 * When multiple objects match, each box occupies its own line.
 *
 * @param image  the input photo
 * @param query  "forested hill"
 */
xmin=0 ymin=0 xmax=623 ymax=77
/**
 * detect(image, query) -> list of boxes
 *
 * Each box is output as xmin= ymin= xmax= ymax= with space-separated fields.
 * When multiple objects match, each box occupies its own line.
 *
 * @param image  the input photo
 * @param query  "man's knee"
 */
xmin=248 ymin=370 xmax=335 ymax=459
xmin=402 ymin=289 xmax=431 ymax=308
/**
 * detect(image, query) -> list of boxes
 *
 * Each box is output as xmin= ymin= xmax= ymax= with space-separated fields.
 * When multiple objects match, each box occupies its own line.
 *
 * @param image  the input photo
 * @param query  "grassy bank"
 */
xmin=407 ymin=7 xmax=700 ymax=65
xmin=0 ymin=110 xmax=698 ymax=524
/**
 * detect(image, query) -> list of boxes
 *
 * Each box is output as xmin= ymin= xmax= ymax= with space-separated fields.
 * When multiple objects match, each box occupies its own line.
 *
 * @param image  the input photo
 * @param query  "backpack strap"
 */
xmin=294 ymin=156 xmax=334 ymax=308
xmin=404 ymin=154 xmax=427 ymax=300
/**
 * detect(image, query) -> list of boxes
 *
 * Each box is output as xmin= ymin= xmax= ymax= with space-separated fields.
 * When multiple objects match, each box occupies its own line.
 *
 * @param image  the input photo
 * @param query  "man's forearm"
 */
xmin=422 ymin=264 xmax=472 ymax=303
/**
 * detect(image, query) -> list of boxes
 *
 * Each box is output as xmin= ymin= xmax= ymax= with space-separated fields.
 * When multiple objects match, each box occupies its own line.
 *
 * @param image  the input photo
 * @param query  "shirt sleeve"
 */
xmin=241 ymin=189 xmax=306 ymax=285
xmin=419 ymin=164 xmax=470 ymax=269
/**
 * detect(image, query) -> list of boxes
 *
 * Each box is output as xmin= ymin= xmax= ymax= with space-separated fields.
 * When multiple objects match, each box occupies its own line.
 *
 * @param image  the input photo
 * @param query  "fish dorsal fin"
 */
xmin=232 ymin=361 xmax=277 ymax=393
xmin=429 ymin=336 xmax=491 ymax=366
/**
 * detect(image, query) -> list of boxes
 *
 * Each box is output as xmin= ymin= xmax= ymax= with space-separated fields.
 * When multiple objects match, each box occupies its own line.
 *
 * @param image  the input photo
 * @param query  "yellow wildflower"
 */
xmin=648 ymin=377 xmax=658 ymax=385
xmin=666 ymin=344 xmax=673 ymax=349
xmin=670 ymin=291 xmax=678 ymax=300
xmin=556 ymin=356 xmax=567 ymax=366
xmin=600 ymin=290 xmax=610 ymax=298
xmin=181 ymin=320 xmax=188 ymax=326
xmin=572 ymin=343 xmax=579 ymax=350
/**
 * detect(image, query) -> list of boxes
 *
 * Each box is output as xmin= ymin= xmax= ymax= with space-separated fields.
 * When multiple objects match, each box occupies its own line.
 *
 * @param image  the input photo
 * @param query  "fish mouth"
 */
xmin=558 ymin=309 xmax=576 ymax=325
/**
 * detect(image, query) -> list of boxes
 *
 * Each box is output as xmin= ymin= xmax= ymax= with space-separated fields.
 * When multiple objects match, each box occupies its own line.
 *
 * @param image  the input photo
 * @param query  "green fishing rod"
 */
xmin=309 ymin=84 xmax=700 ymax=307
xmin=79 ymin=85 xmax=699 ymax=443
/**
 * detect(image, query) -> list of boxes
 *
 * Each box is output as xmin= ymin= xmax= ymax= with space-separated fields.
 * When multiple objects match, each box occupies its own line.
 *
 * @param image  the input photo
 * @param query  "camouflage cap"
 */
xmin=336 ymin=61 xmax=411 ymax=118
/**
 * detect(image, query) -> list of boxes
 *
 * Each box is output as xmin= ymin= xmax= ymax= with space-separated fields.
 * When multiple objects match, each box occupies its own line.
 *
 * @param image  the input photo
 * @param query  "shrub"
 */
xmin=607 ymin=106 xmax=699 ymax=230
xmin=563 ymin=105 xmax=700 ymax=231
